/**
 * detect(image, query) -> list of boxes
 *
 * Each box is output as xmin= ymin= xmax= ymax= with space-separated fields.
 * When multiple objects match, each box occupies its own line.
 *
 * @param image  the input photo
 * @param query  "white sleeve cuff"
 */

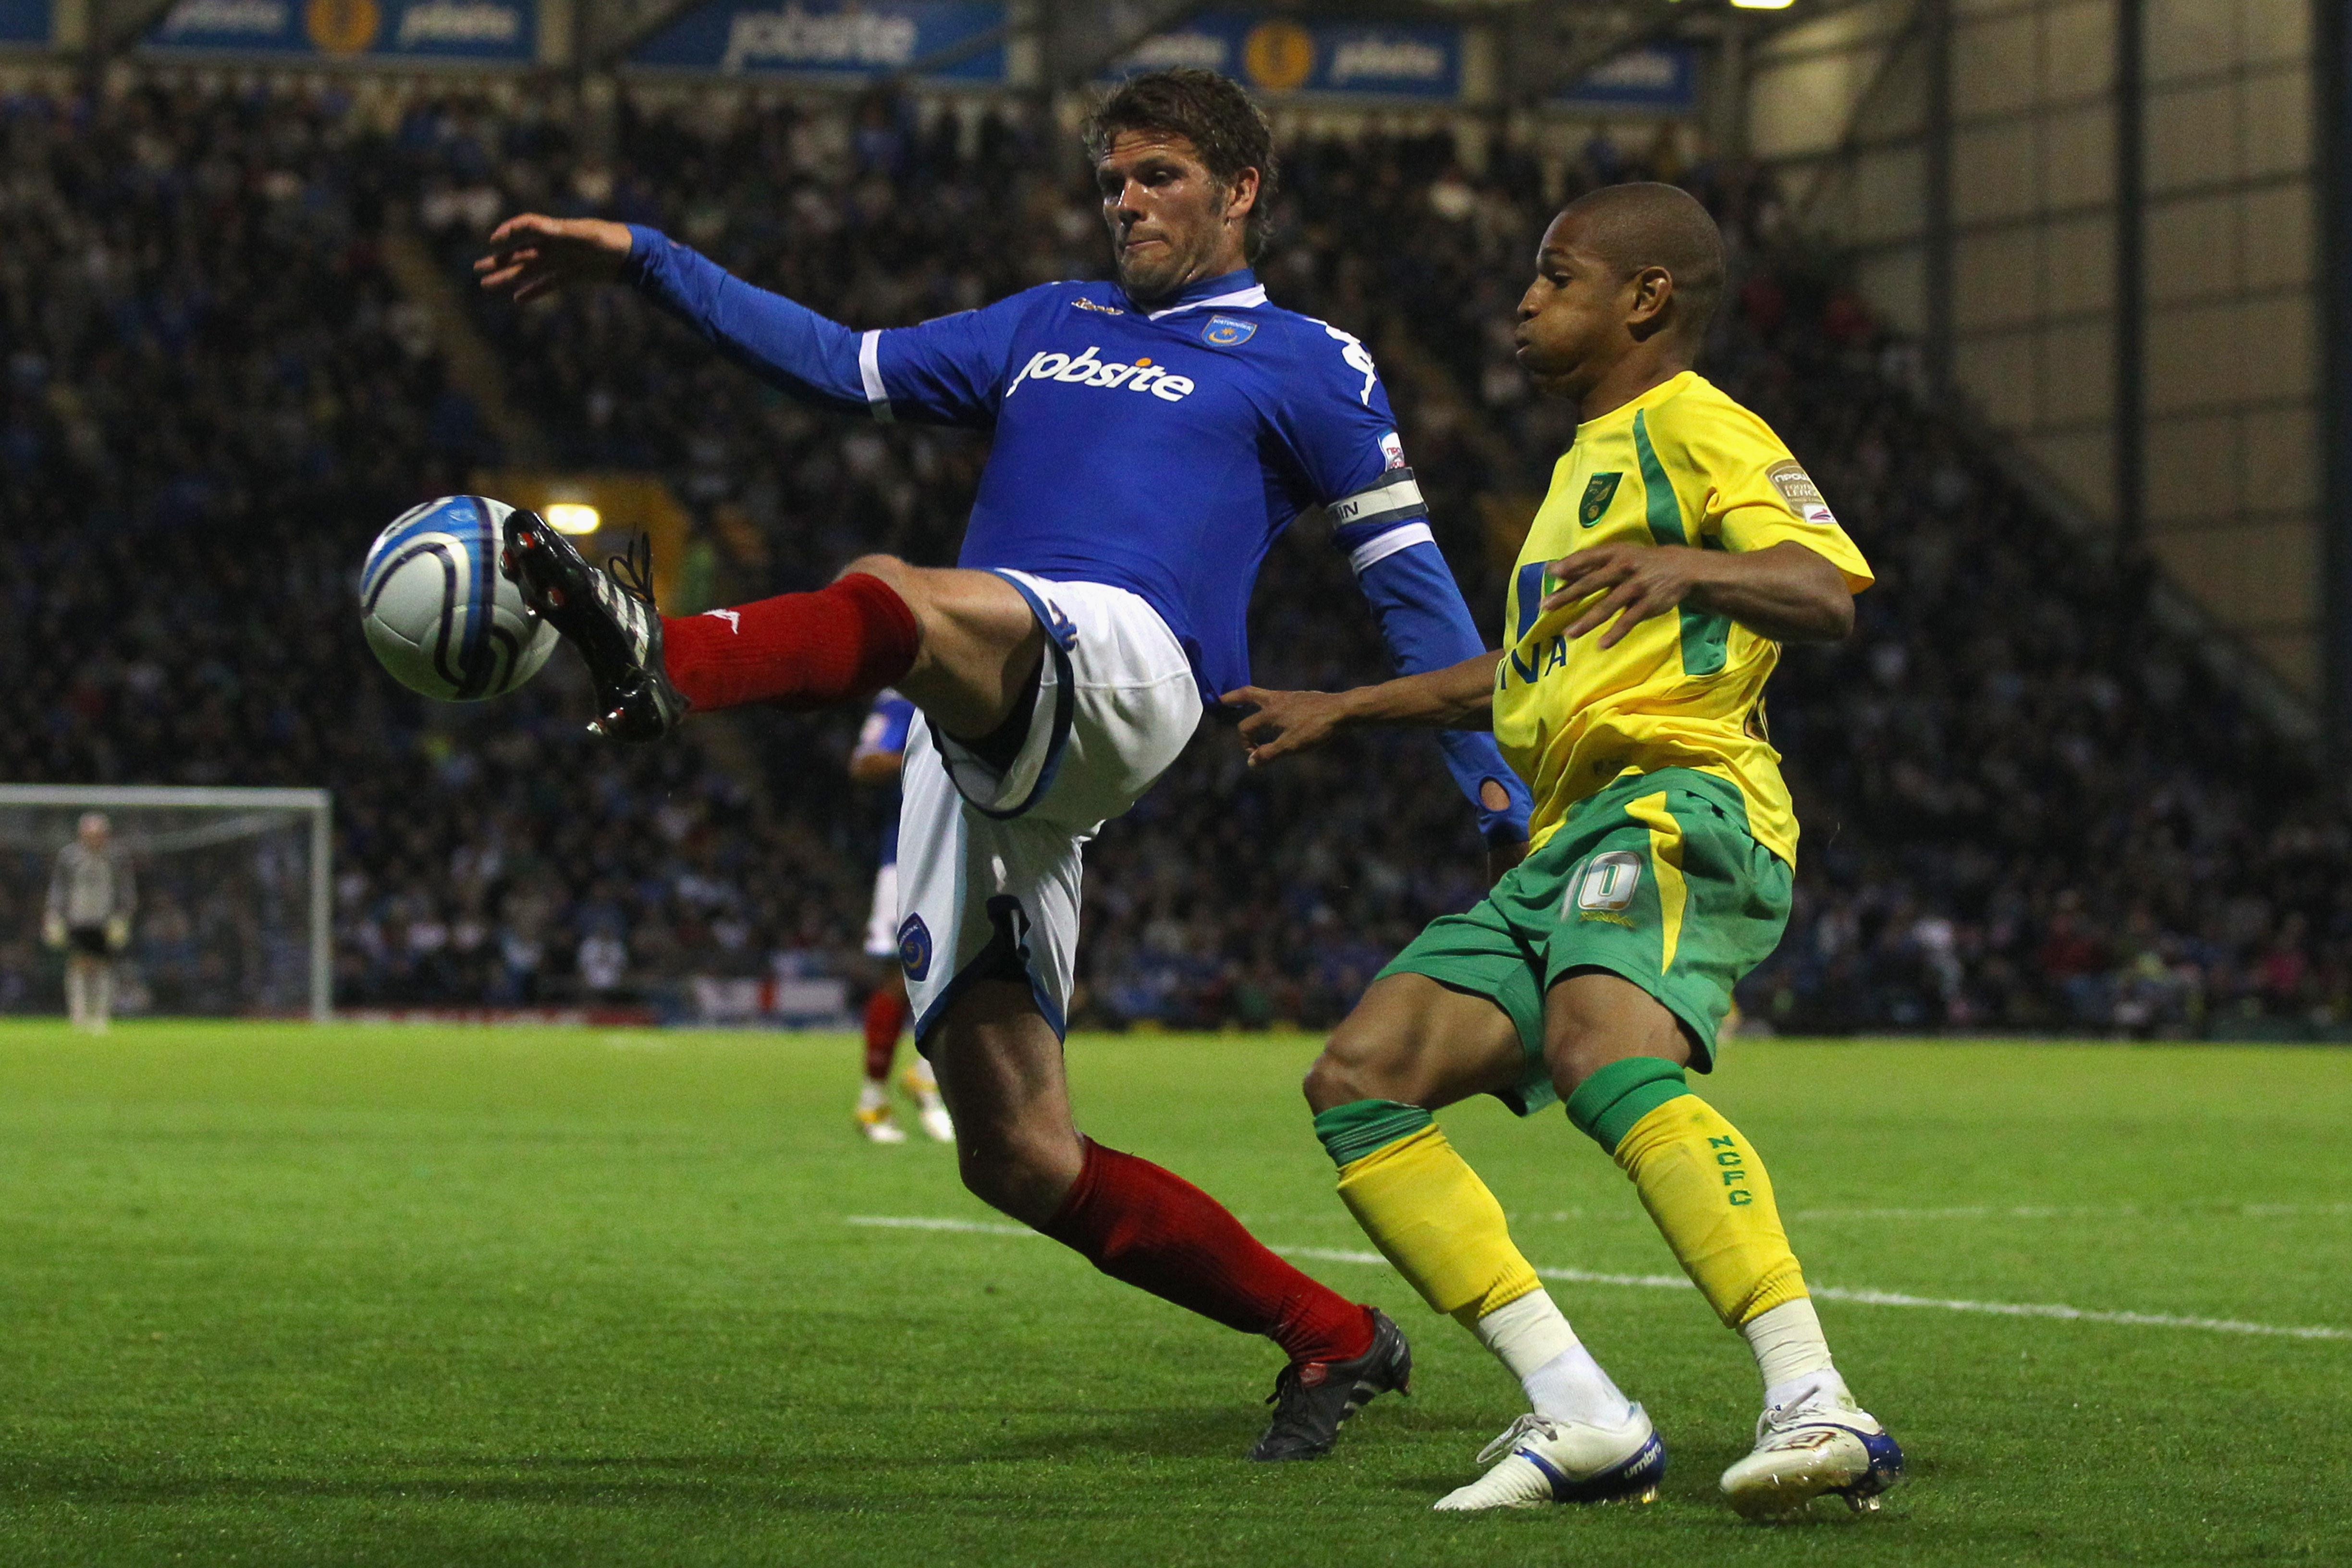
xmin=1347 ymin=521 xmax=1436 ymax=575
xmin=858 ymin=330 xmax=894 ymax=424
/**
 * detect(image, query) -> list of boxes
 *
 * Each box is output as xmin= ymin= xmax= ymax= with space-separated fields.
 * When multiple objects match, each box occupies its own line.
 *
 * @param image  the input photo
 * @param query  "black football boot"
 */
xmin=1248 ymin=1308 xmax=1412 ymax=1461
xmin=501 ymin=511 xmax=687 ymax=743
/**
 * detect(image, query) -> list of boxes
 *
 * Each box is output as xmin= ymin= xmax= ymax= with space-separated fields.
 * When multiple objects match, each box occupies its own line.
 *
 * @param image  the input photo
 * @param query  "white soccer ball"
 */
xmin=360 ymin=495 xmax=559 ymax=701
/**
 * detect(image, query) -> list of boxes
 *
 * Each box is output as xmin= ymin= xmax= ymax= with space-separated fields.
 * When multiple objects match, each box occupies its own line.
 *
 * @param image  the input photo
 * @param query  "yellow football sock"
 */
xmin=1567 ymin=1058 xmax=1807 ymax=1330
xmin=1314 ymin=1100 xmax=1540 ymax=1321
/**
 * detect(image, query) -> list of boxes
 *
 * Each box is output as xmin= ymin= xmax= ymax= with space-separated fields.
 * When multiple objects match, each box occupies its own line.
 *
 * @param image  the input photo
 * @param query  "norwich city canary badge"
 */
xmin=1579 ymin=472 xmax=1622 ymax=527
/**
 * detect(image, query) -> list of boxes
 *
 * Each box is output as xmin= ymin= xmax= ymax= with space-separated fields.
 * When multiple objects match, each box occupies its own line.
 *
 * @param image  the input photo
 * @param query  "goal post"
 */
xmin=0 ymin=784 xmax=332 ymax=1023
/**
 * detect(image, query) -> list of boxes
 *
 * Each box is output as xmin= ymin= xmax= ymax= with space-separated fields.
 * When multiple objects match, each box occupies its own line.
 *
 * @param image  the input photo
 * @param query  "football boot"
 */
xmin=856 ymin=1102 xmax=907 ymax=1144
xmin=905 ymin=1067 xmax=956 ymax=1142
xmin=1719 ymin=1384 xmax=1904 ymax=1521
xmin=1248 ymin=1308 xmax=1410 ymax=1461
xmin=1433 ymin=1405 xmax=1666 ymax=1511
xmin=501 ymin=512 xmax=687 ymax=743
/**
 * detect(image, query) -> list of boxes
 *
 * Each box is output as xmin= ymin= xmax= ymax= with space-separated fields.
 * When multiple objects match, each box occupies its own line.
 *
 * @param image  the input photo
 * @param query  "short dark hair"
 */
xmin=1560 ymin=182 xmax=1727 ymax=343
xmin=1083 ymin=68 xmax=1279 ymax=260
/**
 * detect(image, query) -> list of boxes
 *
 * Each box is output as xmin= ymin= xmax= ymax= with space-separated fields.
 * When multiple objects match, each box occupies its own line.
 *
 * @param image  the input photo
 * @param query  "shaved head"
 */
xmin=1555 ymin=182 xmax=1725 ymax=344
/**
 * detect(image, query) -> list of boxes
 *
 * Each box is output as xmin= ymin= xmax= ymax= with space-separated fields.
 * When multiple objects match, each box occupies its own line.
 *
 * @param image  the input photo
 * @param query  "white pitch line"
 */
xmin=847 ymin=1218 xmax=2352 ymax=1344
xmin=846 ymin=1214 xmax=1037 ymax=1238
xmin=1506 ymin=1201 xmax=2352 ymax=1225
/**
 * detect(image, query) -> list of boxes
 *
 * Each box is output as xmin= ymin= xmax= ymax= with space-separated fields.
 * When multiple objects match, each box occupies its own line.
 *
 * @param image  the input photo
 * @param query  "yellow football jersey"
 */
xmin=1493 ymin=370 xmax=1872 ymax=864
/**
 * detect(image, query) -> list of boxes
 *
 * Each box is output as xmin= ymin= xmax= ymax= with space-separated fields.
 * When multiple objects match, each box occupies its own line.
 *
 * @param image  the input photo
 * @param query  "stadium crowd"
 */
xmin=0 ymin=76 xmax=2339 ymax=1037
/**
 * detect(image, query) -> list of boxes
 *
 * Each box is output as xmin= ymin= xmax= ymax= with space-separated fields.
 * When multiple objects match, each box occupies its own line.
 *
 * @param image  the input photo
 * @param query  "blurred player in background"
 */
xmin=44 ymin=812 xmax=134 ymax=1035
xmin=850 ymin=689 xmax=953 ymax=1145
xmin=480 ymin=68 xmax=1533 ymax=1460
xmin=1232 ymin=184 xmax=1904 ymax=1519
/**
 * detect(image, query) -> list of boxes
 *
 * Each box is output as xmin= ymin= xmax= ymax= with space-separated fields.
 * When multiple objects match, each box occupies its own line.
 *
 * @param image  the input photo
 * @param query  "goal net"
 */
xmin=0 ymin=785 xmax=332 ymax=1022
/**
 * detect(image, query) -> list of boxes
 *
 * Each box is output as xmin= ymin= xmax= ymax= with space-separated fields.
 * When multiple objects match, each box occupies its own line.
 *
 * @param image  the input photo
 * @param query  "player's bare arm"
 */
xmin=474 ymin=215 xmax=634 ymax=303
xmin=1225 ymin=650 xmax=1502 ymax=766
xmin=1541 ymin=538 xmax=1855 ymax=649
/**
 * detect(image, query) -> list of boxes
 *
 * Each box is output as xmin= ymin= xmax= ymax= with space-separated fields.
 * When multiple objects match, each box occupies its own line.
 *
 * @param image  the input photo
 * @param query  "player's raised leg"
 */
xmin=1546 ymin=973 xmax=1903 ymax=1520
xmin=503 ymin=508 xmax=1043 ymax=748
xmin=1304 ymin=973 xmax=1662 ymax=1508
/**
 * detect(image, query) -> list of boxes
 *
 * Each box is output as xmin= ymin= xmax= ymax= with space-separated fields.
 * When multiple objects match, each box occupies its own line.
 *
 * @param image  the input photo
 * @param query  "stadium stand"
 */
xmin=0 ymin=79 xmax=2333 ymax=1036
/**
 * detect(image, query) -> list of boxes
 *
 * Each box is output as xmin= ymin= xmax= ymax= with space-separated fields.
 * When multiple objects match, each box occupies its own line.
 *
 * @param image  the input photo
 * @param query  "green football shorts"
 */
xmin=1376 ymin=766 xmax=1792 ymax=1115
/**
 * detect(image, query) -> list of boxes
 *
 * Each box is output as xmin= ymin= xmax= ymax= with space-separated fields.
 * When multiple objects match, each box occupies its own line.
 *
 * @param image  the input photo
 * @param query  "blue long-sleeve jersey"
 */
xmin=623 ymin=228 xmax=1533 ymax=846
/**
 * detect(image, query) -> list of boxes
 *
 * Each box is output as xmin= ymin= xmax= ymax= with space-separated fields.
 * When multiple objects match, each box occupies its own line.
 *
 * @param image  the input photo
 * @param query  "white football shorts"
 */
xmin=862 ymin=862 xmax=900 ymax=959
xmin=893 ymin=570 xmax=1200 ymax=1041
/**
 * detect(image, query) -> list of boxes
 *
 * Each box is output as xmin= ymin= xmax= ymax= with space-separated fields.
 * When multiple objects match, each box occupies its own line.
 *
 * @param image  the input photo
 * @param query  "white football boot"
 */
xmin=905 ymin=1067 xmax=955 ymax=1143
xmin=856 ymin=1083 xmax=906 ymax=1144
xmin=1719 ymin=1385 xmax=1904 ymax=1521
xmin=1433 ymin=1404 xmax=1666 ymax=1511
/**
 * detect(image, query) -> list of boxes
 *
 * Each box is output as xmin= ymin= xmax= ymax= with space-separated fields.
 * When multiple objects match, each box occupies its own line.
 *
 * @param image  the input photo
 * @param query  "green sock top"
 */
xmin=1565 ymin=1056 xmax=1691 ymax=1152
xmin=1312 ymin=1099 xmax=1434 ymax=1168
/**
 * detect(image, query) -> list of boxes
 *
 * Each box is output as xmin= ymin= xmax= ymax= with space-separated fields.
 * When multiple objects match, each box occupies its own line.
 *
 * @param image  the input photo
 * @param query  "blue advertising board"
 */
xmin=1556 ymin=44 xmax=1698 ymax=113
xmin=0 ymin=0 xmax=51 ymax=45
xmin=146 ymin=0 xmax=536 ymax=61
xmin=630 ymin=0 xmax=1005 ymax=80
xmin=1108 ymin=12 xmax=1459 ymax=100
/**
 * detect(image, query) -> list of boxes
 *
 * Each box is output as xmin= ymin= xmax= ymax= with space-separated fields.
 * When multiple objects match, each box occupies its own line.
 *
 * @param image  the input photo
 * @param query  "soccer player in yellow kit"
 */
xmin=1228 ymin=183 xmax=1903 ymax=1520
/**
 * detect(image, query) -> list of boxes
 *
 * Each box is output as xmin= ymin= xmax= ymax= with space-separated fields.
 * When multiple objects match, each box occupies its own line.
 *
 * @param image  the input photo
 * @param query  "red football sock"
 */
xmin=661 ymin=573 xmax=919 ymax=713
xmin=862 ymin=987 xmax=908 ymax=1081
xmin=1041 ymin=1139 xmax=1375 ymax=1365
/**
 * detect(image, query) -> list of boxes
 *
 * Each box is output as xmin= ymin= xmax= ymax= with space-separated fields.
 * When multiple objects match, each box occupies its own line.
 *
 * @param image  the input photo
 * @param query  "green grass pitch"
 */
xmin=0 ymin=1022 xmax=2345 ymax=1566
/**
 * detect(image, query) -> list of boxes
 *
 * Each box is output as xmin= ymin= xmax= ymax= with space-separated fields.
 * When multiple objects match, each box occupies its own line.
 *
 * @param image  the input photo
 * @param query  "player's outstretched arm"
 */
xmin=1226 ymin=650 xmax=1502 ymax=767
xmin=1542 ymin=539 xmax=1854 ymax=648
xmin=486 ymin=216 xmax=1011 ymax=425
xmin=475 ymin=215 xmax=634 ymax=302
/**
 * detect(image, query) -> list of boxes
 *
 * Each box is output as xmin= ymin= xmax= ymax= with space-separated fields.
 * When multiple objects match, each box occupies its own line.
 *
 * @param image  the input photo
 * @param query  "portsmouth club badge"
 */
xmin=1579 ymin=472 xmax=1623 ymax=527
xmin=1201 ymin=314 xmax=1257 ymax=347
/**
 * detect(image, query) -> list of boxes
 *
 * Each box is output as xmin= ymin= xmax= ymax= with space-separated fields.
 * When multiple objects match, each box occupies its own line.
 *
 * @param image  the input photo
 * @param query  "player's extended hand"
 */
xmin=41 ymin=912 xmax=66 ymax=950
xmin=1225 ymin=686 xmax=1351 ymax=767
xmin=475 ymin=214 xmax=635 ymax=303
xmin=1539 ymin=543 xmax=1705 ymax=649
xmin=104 ymin=915 xmax=130 ymax=953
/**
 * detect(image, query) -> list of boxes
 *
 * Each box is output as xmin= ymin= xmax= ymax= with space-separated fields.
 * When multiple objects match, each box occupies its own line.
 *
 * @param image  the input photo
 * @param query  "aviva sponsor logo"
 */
xmin=1006 ymin=345 xmax=1197 ymax=403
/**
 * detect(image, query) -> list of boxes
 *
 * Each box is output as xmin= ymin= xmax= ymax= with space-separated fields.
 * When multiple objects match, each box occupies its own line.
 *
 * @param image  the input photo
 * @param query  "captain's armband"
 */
xmin=1326 ymin=469 xmax=1434 ymax=575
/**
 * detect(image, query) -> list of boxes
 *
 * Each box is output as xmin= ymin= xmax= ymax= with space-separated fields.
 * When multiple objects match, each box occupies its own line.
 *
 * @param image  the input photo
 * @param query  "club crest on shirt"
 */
xmin=1201 ymin=314 xmax=1257 ymax=347
xmin=1766 ymin=459 xmax=1838 ymax=526
xmin=1579 ymin=472 xmax=1623 ymax=527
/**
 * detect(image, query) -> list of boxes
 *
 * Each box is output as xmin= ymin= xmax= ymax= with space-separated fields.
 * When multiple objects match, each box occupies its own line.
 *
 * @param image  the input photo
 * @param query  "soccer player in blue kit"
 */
xmin=478 ymin=69 xmax=1532 ymax=1460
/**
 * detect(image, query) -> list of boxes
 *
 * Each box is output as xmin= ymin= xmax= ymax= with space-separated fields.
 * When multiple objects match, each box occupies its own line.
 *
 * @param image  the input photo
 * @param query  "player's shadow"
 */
xmin=0 ymin=1454 xmax=789 ymax=1508
xmin=937 ymin=1404 xmax=1256 ymax=1462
